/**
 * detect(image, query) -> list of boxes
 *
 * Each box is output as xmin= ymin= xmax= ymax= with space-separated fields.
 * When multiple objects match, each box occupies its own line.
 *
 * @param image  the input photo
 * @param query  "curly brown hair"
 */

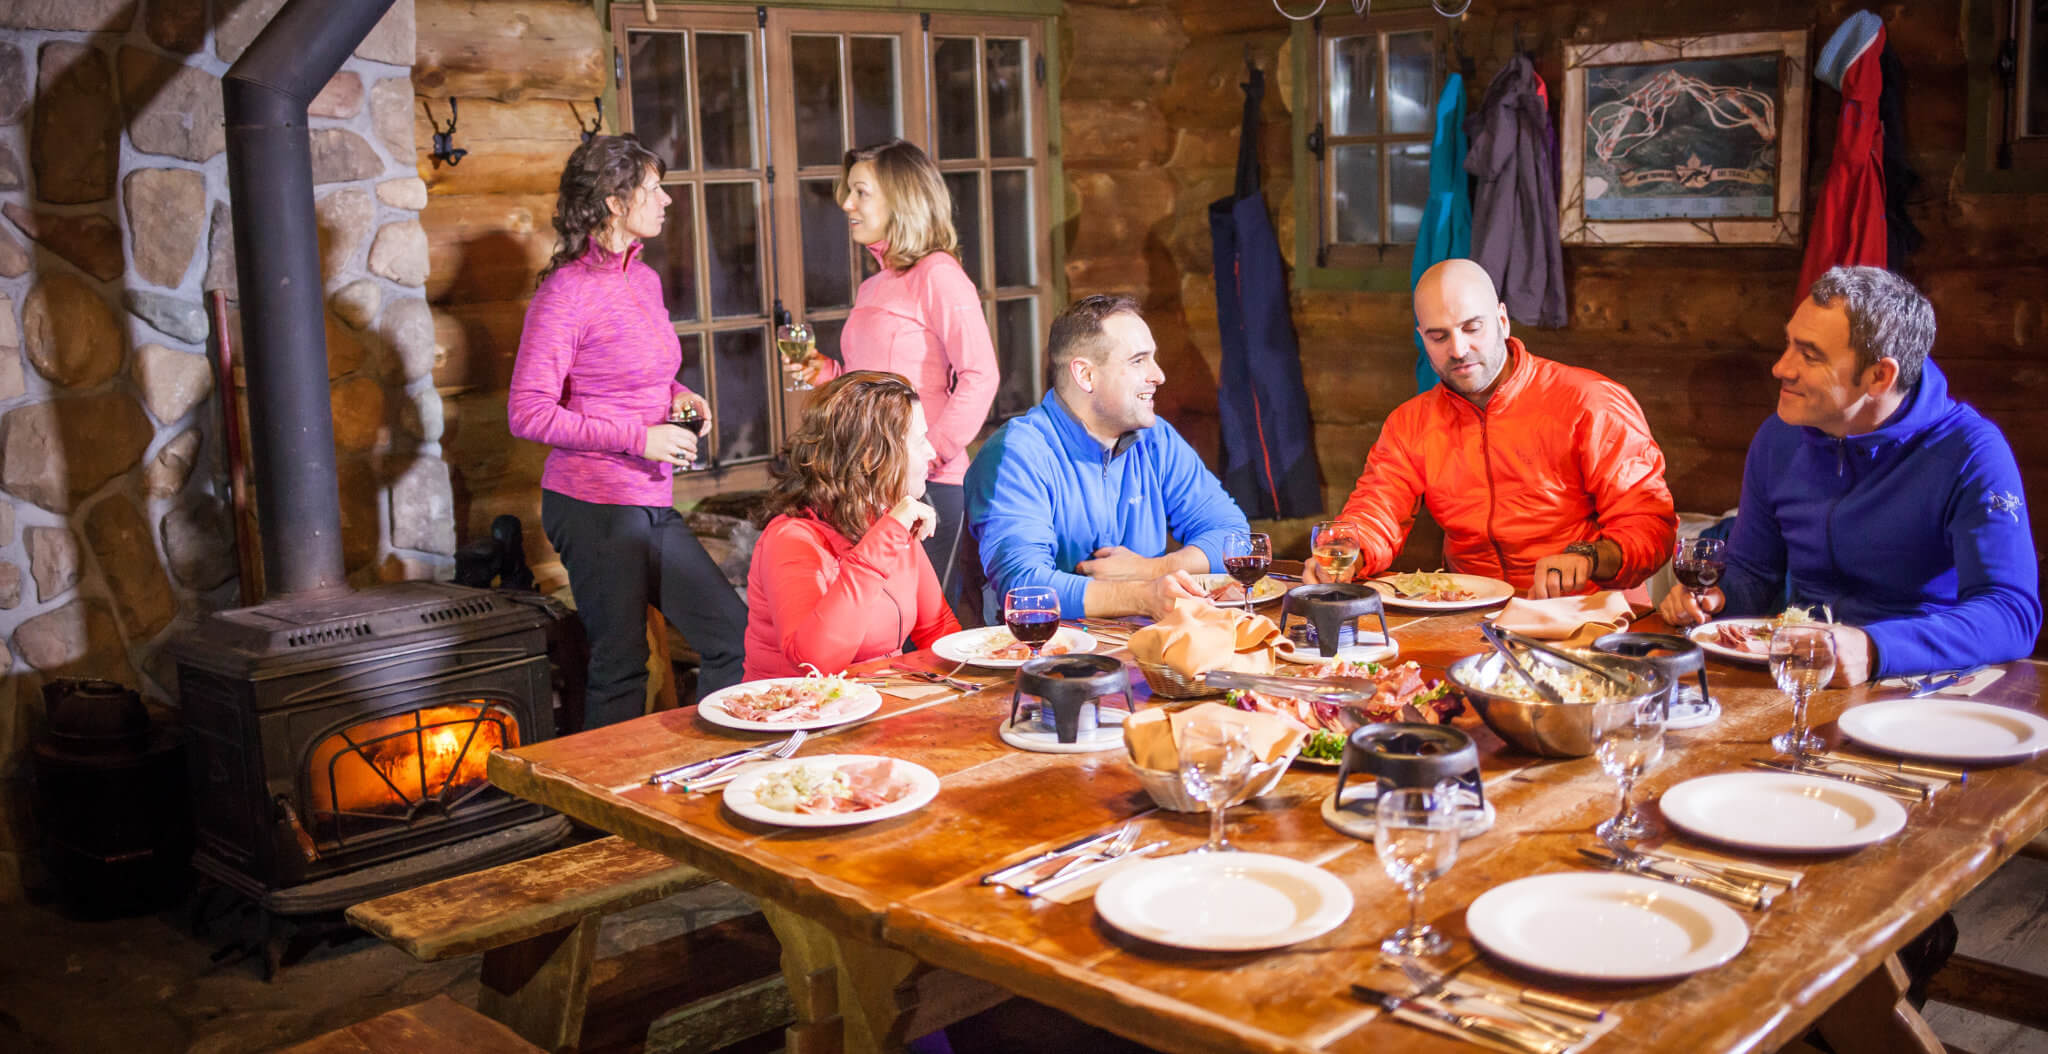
xmin=763 ymin=371 xmax=920 ymax=542
xmin=539 ymin=134 xmax=665 ymax=285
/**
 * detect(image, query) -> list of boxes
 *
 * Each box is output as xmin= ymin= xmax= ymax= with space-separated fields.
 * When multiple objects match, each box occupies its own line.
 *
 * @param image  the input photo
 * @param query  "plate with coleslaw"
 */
xmin=723 ymin=755 xmax=939 ymax=828
xmin=698 ymin=670 xmax=884 ymax=731
xmin=1363 ymin=570 xmax=1514 ymax=612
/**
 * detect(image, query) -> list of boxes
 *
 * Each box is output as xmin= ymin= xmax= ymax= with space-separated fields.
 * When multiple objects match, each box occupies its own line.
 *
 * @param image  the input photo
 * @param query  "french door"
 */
xmin=613 ymin=4 xmax=1053 ymax=502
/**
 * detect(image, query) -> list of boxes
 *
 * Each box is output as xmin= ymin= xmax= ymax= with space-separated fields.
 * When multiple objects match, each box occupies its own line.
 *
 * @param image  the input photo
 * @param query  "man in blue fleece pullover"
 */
xmin=1661 ymin=266 xmax=2039 ymax=684
xmin=963 ymin=294 xmax=1250 ymax=623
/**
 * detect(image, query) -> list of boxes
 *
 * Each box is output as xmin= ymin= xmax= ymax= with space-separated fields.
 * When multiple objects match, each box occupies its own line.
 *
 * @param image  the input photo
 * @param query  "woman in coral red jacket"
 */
xmin=743 ymin=371 xmax=962 ymax=679
xmin=785 ymin=139 xmax=998 ymax=609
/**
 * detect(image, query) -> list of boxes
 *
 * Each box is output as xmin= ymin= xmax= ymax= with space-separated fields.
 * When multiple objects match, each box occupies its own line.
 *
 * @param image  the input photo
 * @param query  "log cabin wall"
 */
xmin=1063 ymin=0 xmax=2048 ymax=616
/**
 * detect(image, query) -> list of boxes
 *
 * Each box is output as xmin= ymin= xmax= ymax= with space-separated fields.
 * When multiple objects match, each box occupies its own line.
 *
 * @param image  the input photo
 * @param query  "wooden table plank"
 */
xmin=491 ymin=601 xmax=2048 ymax=1054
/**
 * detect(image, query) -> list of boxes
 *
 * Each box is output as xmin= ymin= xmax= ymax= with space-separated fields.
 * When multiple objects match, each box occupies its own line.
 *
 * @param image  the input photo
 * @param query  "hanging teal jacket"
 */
xmin=1411 ymin=73 xmax=1472 ymax=392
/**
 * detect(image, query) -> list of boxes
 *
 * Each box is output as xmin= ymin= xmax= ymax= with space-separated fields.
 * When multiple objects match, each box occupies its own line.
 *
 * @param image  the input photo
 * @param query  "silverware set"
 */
xmin=1390 ymin=957 xmax=1594 ymax=1046
xmin=1353 ymin=982 xmax=1573 ymax=1054
xmin=648 ymin=730 xmax=807 ymax=791
xmin=1906 ymin=664 xmax=1988 ymax=697
xmin=981 ymin=822 xmax=1164 ymax=896
xmin=1578 ymin=845 xmax=1774 ymax=910
xmin=1745 ymin=757 xmax=1933 ymax=803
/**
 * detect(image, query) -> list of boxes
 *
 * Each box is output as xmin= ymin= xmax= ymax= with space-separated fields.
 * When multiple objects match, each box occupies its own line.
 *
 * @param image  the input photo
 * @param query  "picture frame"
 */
xmin=1559 ymin=30 xmax=1810 ymax=246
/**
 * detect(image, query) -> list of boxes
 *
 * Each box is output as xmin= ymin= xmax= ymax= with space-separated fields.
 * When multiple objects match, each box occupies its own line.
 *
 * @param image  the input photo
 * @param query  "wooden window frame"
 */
xmin=1965 ymin=0 xmax=2048 ymax=191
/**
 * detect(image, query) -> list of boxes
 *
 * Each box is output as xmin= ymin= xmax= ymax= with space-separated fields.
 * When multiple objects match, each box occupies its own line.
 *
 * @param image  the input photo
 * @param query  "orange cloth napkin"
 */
xmin=1126 ymin=599 xmax=1289 ymax=677
xmin=1492 ymin=590 xmax=1646 ymax=646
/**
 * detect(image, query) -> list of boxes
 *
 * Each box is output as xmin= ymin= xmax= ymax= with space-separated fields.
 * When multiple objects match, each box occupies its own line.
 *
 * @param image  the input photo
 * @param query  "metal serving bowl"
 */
xmin=1445 ymin=650 xmax=1669 ymax=758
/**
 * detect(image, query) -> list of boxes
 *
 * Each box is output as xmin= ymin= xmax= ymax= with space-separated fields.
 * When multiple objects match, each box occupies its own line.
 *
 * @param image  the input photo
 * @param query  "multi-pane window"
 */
xmin=1312 ymin=12 xmax=1441 ymax=268
xmin=614 ymin=6 xmax=1053 ymax=499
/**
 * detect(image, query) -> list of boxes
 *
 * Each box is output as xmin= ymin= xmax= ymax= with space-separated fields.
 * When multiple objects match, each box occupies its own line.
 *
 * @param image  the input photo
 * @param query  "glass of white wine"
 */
xmin=777 ymin=320 xmax=816 ymax=392
xmin=1309 ymin=520 xmax=1364 ymax=583
xmin=1594 ymin=693 xmax=1666 ymax=845
xmin=1769 ymin=625 xmax=1835 ymax=760
xmin=1375 ymin=785 xmax=1461 ymax=957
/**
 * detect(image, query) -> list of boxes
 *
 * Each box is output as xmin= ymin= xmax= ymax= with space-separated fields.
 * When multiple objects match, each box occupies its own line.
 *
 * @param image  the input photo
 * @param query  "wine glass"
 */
xmin=1769 ymin=626 xmax=1835 ymax=760
xmin=1594 ymin=694 xmax=1667 ymax=845
xmin=1002 ymin=586 xmax=1061 ymax=661
xmin=1672 ymin=538 xmax=1727 ymax=616
xmin=1222 ymin=531 xmax=1272 ymax=611
xmin=1309 ymin=521 xmax=1364 ymax=583
xmin=1375 ymin=785 xmax=1460 ymax=957
xmin=1178 ymin=721 xmax=1254 ymax=852
xmin=668 ymin=403 xmax=707 ymax=470
xmin=777 ymin=320 xmax=816 ymax=391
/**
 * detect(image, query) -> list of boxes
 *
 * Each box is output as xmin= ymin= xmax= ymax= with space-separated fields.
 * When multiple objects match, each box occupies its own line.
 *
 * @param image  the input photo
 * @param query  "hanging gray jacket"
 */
xmin=1464 ymin=54 xmax=1567 ymax=327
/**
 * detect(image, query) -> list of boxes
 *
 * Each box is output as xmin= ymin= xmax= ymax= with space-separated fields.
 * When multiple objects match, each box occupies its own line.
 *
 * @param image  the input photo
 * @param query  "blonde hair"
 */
xmin=838 ymin=138 xmax=960 ymax=272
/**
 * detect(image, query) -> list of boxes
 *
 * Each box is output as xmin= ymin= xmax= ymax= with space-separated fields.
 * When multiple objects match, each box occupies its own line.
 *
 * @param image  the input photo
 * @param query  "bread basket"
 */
xmin=1128 ymin=744 xmax=1300 ymax=812
xmin=1135 ymin=661 xmax=1224 ymax=700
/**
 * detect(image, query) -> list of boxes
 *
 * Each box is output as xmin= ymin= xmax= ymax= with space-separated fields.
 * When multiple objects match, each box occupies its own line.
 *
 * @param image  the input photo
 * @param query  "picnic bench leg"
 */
xmin=762 ymin=902 xmax=919 ymax=1054
xmin=1814 ymin=952 xmax=1945 ymax=1054
xmin=477 ymin=917 xmax=600 ymax=1053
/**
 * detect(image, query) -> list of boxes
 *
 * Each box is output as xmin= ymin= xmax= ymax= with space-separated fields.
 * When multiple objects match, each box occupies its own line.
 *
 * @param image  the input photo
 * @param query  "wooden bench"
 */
xmin=281 ymin=994 xmax=543 ymax=1053
xmin=347 ymin=835 xmax=788 ymax=1053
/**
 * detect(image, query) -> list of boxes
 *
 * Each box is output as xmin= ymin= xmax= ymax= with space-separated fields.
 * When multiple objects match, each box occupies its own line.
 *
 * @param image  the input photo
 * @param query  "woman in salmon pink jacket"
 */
xmin=744 ymin=371 xmax=962 ymax=679
xmin=508 ymin=136 xmax=748 ymax=727
xmin=786 ymin=139 xmax=998 ymax=612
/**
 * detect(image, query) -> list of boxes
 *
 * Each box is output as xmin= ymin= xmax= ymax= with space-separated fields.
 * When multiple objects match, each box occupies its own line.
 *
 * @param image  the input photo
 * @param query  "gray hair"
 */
xmin=1806 ymin=266 xmax=1936 ymax=388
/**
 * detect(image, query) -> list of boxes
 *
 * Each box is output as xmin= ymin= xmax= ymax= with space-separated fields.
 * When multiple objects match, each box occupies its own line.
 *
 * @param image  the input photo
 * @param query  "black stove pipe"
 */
xmin=222 ymin=0 xmax=398 ymax=598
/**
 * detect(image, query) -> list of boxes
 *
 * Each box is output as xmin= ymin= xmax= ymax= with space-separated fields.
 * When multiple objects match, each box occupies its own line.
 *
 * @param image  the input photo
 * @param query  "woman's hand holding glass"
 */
xmin=777 ymin=321 xmax=823 ymax=392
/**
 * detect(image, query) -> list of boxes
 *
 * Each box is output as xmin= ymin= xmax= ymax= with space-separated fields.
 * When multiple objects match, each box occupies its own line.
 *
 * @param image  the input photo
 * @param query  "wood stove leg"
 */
xmin=1815 ymin=952 xmax=1945 ymax=1054
xmin=478 ymin=917 xmax=600 ymax=1053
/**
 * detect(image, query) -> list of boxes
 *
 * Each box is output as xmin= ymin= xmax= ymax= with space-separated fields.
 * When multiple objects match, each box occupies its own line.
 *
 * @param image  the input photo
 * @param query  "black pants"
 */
xmin=923 ymin=481 xmax=970 ymax=623
xmin=542 ymin=490 xmax=748 ymax=729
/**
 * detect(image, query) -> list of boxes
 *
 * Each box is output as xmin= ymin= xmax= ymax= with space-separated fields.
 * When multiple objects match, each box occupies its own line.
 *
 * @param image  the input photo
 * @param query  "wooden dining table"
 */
xmin=487 ymin=584 xmax=2048 ymax=1054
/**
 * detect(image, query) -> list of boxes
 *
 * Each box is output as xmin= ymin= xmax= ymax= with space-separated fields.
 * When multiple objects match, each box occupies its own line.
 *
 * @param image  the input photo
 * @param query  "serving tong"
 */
xmin=1478 ymin=623 xmax=1628 ymax=705
xmin=1204 ymin=670 xmax=1379 ymax=706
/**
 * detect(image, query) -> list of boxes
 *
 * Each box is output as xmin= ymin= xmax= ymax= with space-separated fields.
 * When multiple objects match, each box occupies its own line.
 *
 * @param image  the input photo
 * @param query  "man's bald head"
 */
xmin=1413 ymin=258 xmax=1512 ymax=402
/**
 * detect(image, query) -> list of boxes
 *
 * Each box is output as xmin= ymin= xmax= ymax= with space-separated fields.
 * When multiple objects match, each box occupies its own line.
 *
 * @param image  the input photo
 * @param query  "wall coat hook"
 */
xmin=423 ymin=98 xmax=468 ymax=168
xmin=574 ymin=96 xmax=605 ymax=143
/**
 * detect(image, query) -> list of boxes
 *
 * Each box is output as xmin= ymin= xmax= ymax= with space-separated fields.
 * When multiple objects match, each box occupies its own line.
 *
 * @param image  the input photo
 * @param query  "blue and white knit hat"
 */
xmin=1816 ymin=10 xmax=1883 ymax=91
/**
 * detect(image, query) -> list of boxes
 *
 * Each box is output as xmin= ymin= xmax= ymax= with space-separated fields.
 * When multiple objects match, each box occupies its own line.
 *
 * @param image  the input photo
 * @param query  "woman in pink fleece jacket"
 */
xmin=508 ymin=135 xmax=747 ymax=728
xmin=787 ymin=139 xmax=999 ymax=613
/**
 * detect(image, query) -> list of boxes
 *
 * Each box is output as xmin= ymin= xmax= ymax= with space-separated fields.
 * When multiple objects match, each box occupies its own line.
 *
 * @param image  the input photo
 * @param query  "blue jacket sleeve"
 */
xmin=965 ymin=430 xmax=1094 ymax=620
xmin=1718 ymin=423 xmax=1790 ymax=618
xmin=1862 ymin=430 xmax=2042 ymax=676
xmin=1153 ymin=420 xmax=1250 ymax=572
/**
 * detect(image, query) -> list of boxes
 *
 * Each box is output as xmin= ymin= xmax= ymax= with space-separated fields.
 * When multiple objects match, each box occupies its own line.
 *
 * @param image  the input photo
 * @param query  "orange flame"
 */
xmin=306 ymin=701 xmax=518 ymax=839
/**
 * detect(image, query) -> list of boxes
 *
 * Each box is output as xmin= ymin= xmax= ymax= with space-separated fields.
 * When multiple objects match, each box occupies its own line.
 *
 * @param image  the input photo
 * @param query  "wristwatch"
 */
xmin=1563 ymin=540 xmax=1602 ymax=577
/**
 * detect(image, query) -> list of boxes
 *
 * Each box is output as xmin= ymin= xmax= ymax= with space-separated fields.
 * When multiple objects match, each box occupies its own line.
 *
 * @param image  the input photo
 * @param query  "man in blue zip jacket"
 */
xmin=963 ymin=294 xmax=1250 ymax=623
xmin=1660 ymin=266 xmax=2039 ymax=684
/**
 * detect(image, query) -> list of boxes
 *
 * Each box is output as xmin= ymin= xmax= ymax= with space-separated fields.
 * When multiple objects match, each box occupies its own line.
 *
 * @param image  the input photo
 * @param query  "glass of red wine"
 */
xmin=1672 ymin=537 xmax=1726 ymax=619
xmin=669 ymin=404 xmax=707 ymax=470
xmin=1003 ymin=586 xmax=1061 ymax=661
xmin=1221 ymin=531 xmax=1272 ymax=611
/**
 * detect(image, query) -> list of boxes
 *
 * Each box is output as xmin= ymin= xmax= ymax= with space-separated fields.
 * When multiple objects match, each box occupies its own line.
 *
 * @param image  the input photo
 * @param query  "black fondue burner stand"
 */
xmin=1008 ymin=654 xmax=1134 ymax=745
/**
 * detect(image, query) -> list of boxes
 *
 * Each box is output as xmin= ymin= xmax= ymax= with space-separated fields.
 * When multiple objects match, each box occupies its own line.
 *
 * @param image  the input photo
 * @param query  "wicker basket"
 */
xmin=1135 ymin=661 xmax=1225 ymax=700
xmin=1129 ymin=747 xmax=1300 ymax=812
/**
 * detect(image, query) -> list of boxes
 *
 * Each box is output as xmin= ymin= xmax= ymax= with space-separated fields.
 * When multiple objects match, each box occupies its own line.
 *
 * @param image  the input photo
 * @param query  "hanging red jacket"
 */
xmin=1798 ymin=24 xmax=1887 ymax=300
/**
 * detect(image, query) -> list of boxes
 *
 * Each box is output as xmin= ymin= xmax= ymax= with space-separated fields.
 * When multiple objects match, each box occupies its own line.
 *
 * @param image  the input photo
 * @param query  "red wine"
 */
xmin=671 ymin=411 xmax=706 ymax=436
xmin=1673 ymin=559 xmax=1724 ymax=590
xmin=1005 ymin=610 xmax=1060 ymax=646
xmin=1224 ymin=555 xmax=1269 ymax=586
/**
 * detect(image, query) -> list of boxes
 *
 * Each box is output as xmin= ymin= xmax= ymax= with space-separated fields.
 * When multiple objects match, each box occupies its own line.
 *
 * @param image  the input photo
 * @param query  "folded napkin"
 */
xmin=1492 ymin=590 xmax=1645 ymax=647
xmin=1876 ymin=666 xmax=2007 ymax=698
xmin=1122 ymin=701 xmax=1304 ymax=772
xmin=1126 ymin=599 xmax=1289 ymax=677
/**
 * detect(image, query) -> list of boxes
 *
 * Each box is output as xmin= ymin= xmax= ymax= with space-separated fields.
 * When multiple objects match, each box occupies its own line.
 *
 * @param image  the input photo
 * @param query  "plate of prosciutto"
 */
xmin=1223 ymin=659 xmax=1463 ymax=766
xmin=931 ymin=625 xmax=1097 ymax=669
xmin=698 ymin=670 xmax=883 ymax=731
xmin=722 ymin=755 xmax=940 ymax=827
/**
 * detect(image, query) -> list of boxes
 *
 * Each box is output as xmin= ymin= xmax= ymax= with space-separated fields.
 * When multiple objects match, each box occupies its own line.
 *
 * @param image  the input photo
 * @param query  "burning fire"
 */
xmin=306 ymin=701 xmax=519 ymax=842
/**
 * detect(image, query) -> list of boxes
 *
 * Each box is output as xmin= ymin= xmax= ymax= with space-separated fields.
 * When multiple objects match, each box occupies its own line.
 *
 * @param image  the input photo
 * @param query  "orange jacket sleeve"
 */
xmin=1573 ymin=383 xmax=1677 ymax=589
xmin=1334 ymin=404 xmax=1431 ymax=578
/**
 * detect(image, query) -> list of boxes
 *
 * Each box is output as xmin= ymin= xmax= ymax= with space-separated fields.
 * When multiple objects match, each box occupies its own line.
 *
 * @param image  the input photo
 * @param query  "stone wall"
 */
xmin=0 ymin=0 xmax=436 ymax=901
xmin=1061 ymin=0 xmax=2048 ymax=592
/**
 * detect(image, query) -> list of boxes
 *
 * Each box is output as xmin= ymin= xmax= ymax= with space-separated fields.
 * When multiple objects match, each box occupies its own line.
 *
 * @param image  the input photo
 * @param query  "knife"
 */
xmin=1909 ymin=664 xmax=1989 ymax=697
xmin=1021 ymin=841 xmax=1164 ymax=897
xmin=1747 ymin=758 xmax=1930 ymax=802
xmin=1389 ymin=959 xmax=1588 ymax=1043
xmin=1578 ymin=848 xmax=1772 ymax=910
xmin=982 ymin=826 xmax=1125 ymax=886
xmin=1352 ymin=984 xmax=1566 ymax=1054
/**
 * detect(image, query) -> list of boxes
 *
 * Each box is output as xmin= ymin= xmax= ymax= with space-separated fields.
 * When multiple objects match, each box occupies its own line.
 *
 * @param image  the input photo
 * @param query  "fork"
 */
xmin=1390 ymin=958 xmax=1586 ymax=1046
xmin=1039 ymin=824 xmax=1139 ymax=883
xmin=663 ymin=730 xmax=808 ymax=792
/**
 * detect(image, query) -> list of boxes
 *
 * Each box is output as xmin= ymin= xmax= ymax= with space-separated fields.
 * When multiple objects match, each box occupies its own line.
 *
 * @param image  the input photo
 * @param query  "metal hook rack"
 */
xmin=572 ymin=96 xmax=605 ymax=143
xmin=422 ymin=98 xmax=467 ymax=168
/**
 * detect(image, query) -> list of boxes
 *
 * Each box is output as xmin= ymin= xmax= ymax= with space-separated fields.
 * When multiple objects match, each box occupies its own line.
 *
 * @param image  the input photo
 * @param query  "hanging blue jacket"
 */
xmin=1411 ymin=73 xmax=1472 ymax=392
xmin=962 ymin=392 xmax=1250 ymax=624
xmin=1719 ymin=359 xmax=2040 ymax=675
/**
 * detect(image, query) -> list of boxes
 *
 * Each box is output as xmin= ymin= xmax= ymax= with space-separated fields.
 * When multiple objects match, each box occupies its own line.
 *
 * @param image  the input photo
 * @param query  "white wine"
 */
xmin=777 ymin=338 xmax=814 ymax=366
xmin=1312 ymin=544 xmax=1360 ymax=581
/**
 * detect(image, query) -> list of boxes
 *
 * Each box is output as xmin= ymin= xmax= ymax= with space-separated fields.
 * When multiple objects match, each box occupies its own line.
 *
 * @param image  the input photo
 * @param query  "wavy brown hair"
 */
xmin=764 ymin=371 xmax=920 ymax=542
xmin=837 ymin=138 xmax=959 ymax=272
xmin=539 ymin=134 xmax=665 ymax=285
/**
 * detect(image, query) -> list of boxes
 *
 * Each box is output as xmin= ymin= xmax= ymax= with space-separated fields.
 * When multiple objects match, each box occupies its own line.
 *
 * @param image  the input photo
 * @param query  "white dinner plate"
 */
xmin=1466 ymin=872 xmax=1750 ymax=981
xmin=1687 ymin=618 xmax=1778 ymax=664
xmin=1094 ymin=852 xmax=1353 ymax=951
xmin=1838 ymin=699 xmax=2048 ymax=763
xmin=931 ymin=625 xmax=1097 ymax=669
xmin=1659 ymin=771 xmax=1909 ymax=853
xmin=1189 ymin=573 xmax=1287 ymax=605
xmin=722 ymin=754 xmax=939 ymax=828
xmin=1363 ymin=573 xmax=1514 ymax=612
xmin=697 ymin=678 xmax=883 ymax=731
